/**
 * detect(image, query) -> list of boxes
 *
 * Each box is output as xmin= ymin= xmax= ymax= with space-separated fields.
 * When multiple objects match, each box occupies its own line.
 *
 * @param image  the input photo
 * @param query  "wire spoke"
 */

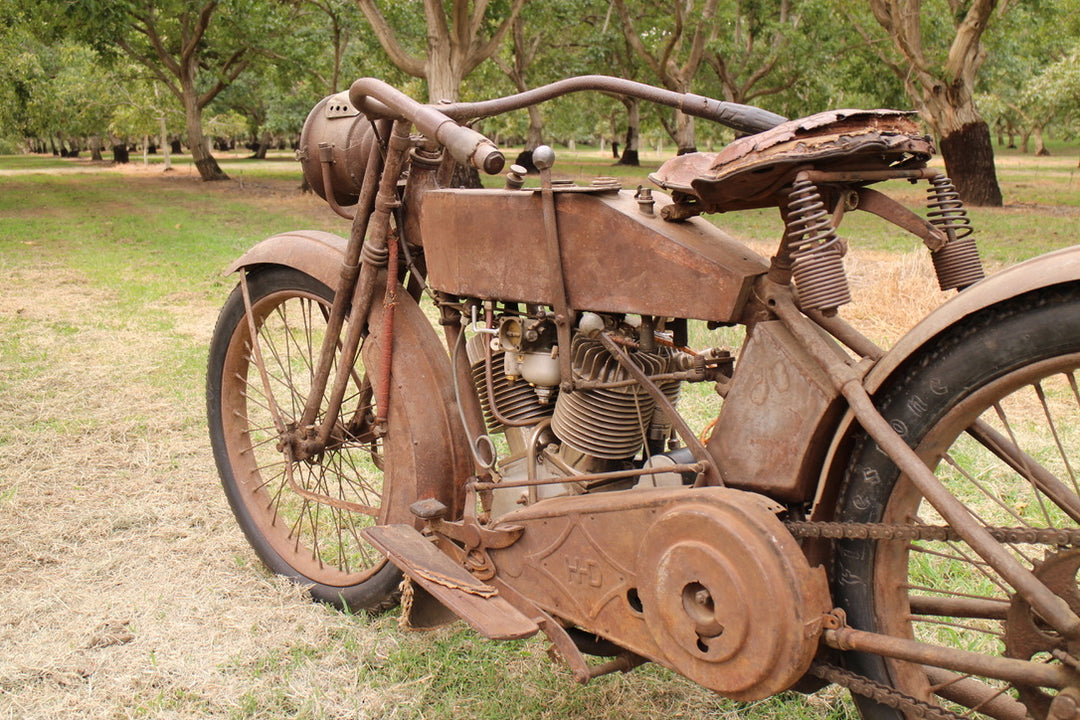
xmin=222 ymin=287 xmax=389 ymax=587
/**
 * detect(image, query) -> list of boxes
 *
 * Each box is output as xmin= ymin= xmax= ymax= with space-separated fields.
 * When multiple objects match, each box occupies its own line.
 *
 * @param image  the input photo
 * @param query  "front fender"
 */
xmin=223 ymin=228 xmax=475 ymax=518
xmin=813 ymin=245 xmax=1080 ymax=519
xmin=225 ymin=230 xmax=348 ymax=290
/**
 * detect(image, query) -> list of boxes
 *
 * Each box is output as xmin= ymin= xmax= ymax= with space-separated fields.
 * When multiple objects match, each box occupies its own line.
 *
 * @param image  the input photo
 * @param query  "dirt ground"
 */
xmin=0 ymin=254 xmax=417 ymax=719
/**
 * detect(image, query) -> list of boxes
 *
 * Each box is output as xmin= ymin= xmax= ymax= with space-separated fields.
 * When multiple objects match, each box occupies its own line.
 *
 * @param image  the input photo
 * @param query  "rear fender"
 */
xmin=812 ymin=245 xmax=1080 ymax=520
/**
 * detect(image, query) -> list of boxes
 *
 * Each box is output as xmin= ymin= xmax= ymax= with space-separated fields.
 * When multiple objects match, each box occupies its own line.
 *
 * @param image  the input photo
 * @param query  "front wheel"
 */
xmin=207 ymin=266 xmax=469 ymax=611
xmin=836 ymin=283 xmax=1080 ymax=720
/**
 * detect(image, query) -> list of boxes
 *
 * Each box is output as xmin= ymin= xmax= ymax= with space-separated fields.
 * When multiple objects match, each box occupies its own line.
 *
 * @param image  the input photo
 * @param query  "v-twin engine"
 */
xmin=467 ymin=315 xmax=690 ymax=516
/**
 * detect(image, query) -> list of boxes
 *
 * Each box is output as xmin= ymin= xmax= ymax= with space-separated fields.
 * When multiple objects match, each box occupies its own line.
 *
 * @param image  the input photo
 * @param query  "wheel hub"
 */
xmin=1005 ymin=548 xmax=1080 ymax=719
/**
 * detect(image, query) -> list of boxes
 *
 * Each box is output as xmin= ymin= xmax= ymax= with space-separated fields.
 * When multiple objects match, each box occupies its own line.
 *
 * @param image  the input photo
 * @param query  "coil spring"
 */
xmin=785 ymin=177 xmax=851 ymax=311
xmin=926 ymin=175 xmax=985 ymax=290
xmin=926 ymin=174 xmax=972 ymax=240
xmin=360 ymin=240 xmax=389 ymax=267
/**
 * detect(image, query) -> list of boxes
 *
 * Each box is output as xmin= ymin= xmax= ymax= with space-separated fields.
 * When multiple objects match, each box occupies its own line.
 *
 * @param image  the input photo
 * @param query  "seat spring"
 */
xmin=785 ymin=176 xmax=851 ymax=312
xmin=925 ymin=175 xmax=985 ymax=291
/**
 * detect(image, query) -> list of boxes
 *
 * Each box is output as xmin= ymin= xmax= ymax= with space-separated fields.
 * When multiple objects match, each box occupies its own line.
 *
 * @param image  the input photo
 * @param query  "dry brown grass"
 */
xmin=0 ymin=259 xmax=418 ymax=718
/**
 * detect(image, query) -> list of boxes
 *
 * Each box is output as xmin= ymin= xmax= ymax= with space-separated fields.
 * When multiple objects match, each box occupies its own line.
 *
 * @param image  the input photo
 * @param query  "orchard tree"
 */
xmin=63 ymin=0 xmax=298 ymax=181
xmin=490 ymin=15 xmax=548 ymax=154
xmin=612 ymin=0 xmax=718 ymax=154
xmin=300 ymin=0 xmax=366 ymax=94
xmin=847 ymin=0 xmax=1015 ymax=206
xmin=699 ymin=0 xmax=851 ymax=114
xmin=489 ymin=1 xmax=589 ymax=159
xmin=586 ymin=2 xmax=646 ymax=165
xmin=1 ymin=35 xmax=116 ymax=157
xmin=978 ymin=0 xmax=1080 ymax=155
xmin=355 ymin=0 xmax=527 ymax=102
xmin=704 ymin=0 xmax=799 ymax=106
xmin=1023 ymin=43 xmax=1080 ymax=164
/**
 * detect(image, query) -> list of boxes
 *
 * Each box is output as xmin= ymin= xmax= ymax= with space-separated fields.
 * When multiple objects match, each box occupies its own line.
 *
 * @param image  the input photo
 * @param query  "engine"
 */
xmin=465 ymin=308 xmax=713 ymax=518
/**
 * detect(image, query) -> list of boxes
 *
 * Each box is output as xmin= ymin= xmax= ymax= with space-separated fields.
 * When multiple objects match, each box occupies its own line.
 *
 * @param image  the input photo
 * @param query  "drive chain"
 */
xmin=797 ymin=521 xmax=1076 ymax=720
xmin=810 ymin=662 xmax=970 ymax=720
xmin=786 ymin=521 xmax=1080 ymax=546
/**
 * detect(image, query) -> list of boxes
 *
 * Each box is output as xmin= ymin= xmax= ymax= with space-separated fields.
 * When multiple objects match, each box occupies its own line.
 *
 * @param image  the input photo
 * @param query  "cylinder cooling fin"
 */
xmin=551 ymin=335 xmax=680 ymax=460
xmin=467 ymin=333 xmax=555 ymax=432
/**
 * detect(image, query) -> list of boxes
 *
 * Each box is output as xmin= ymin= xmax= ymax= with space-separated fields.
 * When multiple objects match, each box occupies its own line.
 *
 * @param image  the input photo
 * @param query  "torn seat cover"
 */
xmin=650 ymin=109 xmax=934 ymax=213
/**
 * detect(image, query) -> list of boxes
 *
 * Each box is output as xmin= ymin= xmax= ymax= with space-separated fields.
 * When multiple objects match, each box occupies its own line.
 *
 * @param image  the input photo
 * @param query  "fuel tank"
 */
xmin=418 ymin=187 xmax=768 ymax=323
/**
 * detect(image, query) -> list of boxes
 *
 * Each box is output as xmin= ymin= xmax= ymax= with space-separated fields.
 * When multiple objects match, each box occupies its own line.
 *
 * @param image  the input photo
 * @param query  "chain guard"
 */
xmin=486 ymin=486 xmax=831 ymax=700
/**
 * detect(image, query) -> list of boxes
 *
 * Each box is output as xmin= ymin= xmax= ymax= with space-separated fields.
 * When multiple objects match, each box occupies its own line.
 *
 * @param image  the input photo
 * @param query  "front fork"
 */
xmin=280 ymin=118 xmax=415 ymax=461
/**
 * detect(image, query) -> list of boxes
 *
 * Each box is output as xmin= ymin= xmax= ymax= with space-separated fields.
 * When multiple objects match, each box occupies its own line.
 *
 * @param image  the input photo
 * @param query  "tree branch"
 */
xmin=115 ymin=36 xmax=181 ymax=101
xmin=684 ymin=0 xmax=719 ymax=79
xmin=199 ymin=51 xmax=250 ymax=108
xmin=945 ymin=0 xmax=996 ymax=83
xmin=127 ymin=8 xmax=182 ymax=79
xmin=466 ymin=0 xmax=488 ymax=47
xmin=612 ymin=0 xmax=662 ymax=79
xmin=181 ymin=1 xmax=218 ymax=68
xmin=356 ymin=0 xmax=426 ymax=77
xmin=849 ymin=4 xmax=921 ymax=85
xmin=469 ymin=0 xmax=526 ymax=74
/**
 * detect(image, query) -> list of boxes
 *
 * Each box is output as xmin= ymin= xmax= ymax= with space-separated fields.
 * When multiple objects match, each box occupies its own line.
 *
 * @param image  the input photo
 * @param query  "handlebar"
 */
xmin=438 ymin=76 xmax=787 ymax=136
xmin=348 ymin=75 xmax=789 ymax=175
xmin=349 ymin=78 xmax=505 ymax=175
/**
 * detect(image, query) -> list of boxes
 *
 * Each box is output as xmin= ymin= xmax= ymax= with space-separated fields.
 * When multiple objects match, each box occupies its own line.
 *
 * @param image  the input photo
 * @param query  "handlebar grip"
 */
xmin=682 ymin=93 xmax=787 ymax=135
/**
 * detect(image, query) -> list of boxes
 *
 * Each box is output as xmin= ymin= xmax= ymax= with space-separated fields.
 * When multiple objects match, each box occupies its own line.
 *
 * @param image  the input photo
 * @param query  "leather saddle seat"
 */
xmin=649 ymin=109 xmax=934 ymax=214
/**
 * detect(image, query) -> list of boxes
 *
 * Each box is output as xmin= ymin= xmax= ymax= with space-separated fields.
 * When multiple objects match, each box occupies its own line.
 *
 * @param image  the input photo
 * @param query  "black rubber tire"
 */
xmin=835 ymin=282 xmax=1080 ymax=719
xmin=207 ymin=266 xmax=400 ymax=611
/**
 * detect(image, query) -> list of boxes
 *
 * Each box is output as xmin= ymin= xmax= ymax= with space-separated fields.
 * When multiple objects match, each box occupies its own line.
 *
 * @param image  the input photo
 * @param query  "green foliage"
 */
xmin=1023 ymin=43 xmax=1080 ymax=131
xmin=979 ymin=0 xmax=1080 ymax=133
xmin=0 ymin=0 xmax=1078 ymax=159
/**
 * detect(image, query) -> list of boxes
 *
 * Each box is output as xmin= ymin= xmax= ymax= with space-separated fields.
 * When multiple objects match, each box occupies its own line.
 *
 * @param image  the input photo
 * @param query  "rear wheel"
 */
xmin=836 ymin=284 xmax=1080 ymax=720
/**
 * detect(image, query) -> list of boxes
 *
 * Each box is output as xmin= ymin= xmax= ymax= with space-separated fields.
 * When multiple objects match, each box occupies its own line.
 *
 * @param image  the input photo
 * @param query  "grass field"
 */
xmin=0 ymin=145 xmax=1077 ymax=719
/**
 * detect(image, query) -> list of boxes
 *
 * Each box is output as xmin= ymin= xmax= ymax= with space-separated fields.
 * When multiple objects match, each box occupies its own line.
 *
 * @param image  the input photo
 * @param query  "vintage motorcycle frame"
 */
xmin=210 ymin=75 xmax=1080 ymax=718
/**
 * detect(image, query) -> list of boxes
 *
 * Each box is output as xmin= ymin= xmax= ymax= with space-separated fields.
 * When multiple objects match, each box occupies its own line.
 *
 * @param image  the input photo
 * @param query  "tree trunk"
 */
xmin=920 ymin=87 xmax=1002 ymax=207
xmin=89 ymin=136 xmax=103 ymax=162
xmin=1033 ymin=126 xmax=1049 ymax=156
xmin=160 ymin=117 xmax=173 ymax=171
xmin=674 ymin=111 xmax=697 ymax=155
xmin=425 ymin=57 xmax=461 ymax=103
xmin=183 ymin=92 xmax=228 ymax=181
xmin=617 ymin=97 xmax=640 ymax=166
xmin=251 ymin=131 xmax=271 ymax=160
xmin=525 ymin=105 xmax=543 ymax=151
xmin=938 ymin=121 xmax=1003 ymax=207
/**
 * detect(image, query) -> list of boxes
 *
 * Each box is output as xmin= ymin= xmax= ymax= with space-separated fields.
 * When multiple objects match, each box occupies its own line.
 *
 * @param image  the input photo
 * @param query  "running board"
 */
xmin=363 ymin=524 xmax=539 ymax=641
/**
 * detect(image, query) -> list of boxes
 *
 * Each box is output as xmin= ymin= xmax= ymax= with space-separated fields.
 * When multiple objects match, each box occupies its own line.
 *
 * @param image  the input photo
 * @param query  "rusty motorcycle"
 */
xmin=206 ymin=75 xmax=1080 ymax=720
